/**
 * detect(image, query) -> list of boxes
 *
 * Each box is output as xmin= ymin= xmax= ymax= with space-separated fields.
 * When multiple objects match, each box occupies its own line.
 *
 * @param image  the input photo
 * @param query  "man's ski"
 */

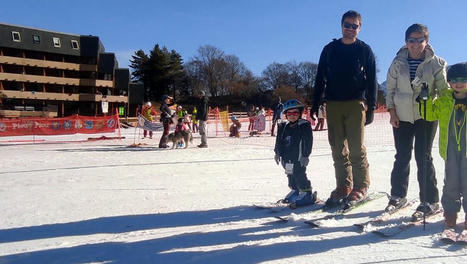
xmin=354 ymin=198 xmax=418 ymax=232
xmin=304 ymin=192 xmax=388 ymax=228
xmin=371 ymin=209 xmax=443 ymax=238
xmin=439 ymin=228 xmax=467 ymax=245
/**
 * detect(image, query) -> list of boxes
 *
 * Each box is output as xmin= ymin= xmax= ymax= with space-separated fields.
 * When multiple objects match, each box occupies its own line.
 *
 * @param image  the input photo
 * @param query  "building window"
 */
xmin=12 ymin=31 xmax=21 ymax=42
xmin=71 ymin=40 xmax=79 ymax=50
xmin=32 ymin=35 xmax=40 ymax=44
xmin=52 ymin=37 xmax=61 ymax=48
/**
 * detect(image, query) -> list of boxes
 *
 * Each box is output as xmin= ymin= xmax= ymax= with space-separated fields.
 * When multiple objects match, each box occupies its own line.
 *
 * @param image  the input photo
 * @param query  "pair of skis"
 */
xmin=353 ymin=198 xmax=446 ymax=238
xmin=354 ymin=198 xmax=418 ymax=232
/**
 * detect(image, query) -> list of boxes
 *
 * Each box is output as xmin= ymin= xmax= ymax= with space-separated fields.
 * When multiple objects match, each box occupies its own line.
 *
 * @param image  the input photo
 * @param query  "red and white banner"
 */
xmin=0 ymin=114 xmax=118 ymax=137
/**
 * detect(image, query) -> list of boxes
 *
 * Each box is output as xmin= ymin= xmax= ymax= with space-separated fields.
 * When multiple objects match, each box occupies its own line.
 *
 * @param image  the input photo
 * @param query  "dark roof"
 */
xmin=0 ymin=23 xmax=103 ymax=57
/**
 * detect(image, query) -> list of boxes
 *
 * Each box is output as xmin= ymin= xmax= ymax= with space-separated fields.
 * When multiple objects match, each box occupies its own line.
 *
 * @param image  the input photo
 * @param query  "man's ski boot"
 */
xmin=289 ymin=191 xmax=317 ymax=209
xmin=411 ymin=202 xmax=440 ymax=221
xmin=278 ymin=189 xmax=299 ymax=204
xmin=325 ymin=186 xmax=351 ymax=209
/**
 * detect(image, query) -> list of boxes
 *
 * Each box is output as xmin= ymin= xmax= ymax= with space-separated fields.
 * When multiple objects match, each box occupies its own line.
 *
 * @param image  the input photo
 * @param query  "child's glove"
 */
xmin=299 ymin=156 xmax=309 ymax=167
xmin=274 ymin=154 xmax=281 ymax=165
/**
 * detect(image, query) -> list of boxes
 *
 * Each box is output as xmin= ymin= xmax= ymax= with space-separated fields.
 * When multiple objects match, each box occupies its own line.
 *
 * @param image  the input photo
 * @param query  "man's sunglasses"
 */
xmin=407 ymin=37 xmax=426 ymax=44
xmin=285 ymin=111 xmax=300 ymax=116
xmin=449 ymin=77 xmax=467 ymax=84
xmin=343 ymin=22 xmax=359 ymax=30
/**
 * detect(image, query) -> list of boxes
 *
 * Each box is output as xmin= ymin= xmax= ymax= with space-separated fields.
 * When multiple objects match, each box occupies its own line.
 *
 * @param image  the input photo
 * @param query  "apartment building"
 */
xmin=0 ymin=23 xmax=130 ymax=118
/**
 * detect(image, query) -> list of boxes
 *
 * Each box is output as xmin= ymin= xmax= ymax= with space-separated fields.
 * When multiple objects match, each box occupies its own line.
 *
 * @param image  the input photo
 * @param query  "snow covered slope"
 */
xmin=0 ymin=113 xmax=466 ymax=263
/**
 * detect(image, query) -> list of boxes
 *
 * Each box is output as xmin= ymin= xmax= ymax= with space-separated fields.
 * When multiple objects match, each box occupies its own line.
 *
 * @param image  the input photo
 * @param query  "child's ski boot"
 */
xmin=290 ymin=191 xmax=317 ymax=209
xmin=278 ymin=189 xmax=299 ymax=204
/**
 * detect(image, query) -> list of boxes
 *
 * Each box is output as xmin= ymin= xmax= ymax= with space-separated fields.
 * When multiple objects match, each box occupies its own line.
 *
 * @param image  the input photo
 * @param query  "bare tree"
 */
xmin=298 ymin=62 xmax=318 ymax=100
xmin=261 ymin=62 xmax=290 ymax=90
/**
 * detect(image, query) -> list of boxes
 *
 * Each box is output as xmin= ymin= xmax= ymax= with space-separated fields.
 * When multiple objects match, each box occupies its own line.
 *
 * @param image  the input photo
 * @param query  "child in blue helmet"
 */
xmin=274 ymin=99 xmax=316 ymax=207
xmin=229 ymin=116 xmax=242 ymax=137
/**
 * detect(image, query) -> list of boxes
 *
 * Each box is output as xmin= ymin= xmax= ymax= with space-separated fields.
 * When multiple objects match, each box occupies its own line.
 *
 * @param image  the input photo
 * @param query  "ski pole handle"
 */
xmin=420 ymin=83 xmax=429 ymax=101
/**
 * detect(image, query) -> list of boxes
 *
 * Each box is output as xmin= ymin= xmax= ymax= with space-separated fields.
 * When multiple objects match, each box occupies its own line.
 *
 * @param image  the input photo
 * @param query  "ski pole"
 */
xmin=420 ymin=83 xmax=429 ymax=230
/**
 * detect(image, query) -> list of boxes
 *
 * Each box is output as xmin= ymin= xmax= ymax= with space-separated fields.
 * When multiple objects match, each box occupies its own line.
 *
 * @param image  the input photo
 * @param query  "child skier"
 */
xmin=424 ymin=63 xmax=467 ymax=235
xmin=175 ymin=117 xmax=188 ymax=147
xmin=229 ymin=116 xmax=242 ymax=137
xmin=274 ymin=99 xmax=316 ymax=207
xmin=142 ymin=102 xmax=157 ymax=139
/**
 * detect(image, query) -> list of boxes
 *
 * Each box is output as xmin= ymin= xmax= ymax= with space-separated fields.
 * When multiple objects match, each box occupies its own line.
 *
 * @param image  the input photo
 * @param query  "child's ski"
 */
xmin=440 ymin=228 xmax=457 ymax=244
xmin=254 ymin=196 xmax=323 ymax=214
xmin=271 ymin=201 xmax=326 ymax=222
xmin=439 ymin=228 xmax=467 ymax=245
xmin=456 ymin=229 xmax=467 ymax=245
xmin=304 ymin=192 xmax=388 ymax=228
xmin=253 ymin=201 xmax=290 ymax=212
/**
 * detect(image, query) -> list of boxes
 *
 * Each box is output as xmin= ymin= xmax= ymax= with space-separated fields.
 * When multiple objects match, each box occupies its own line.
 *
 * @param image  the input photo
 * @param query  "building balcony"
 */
xmin=0 ymin=72 xmax=113 ymax=88
xmin=0 ymin=55 xmax=97 ymax=71
xmin=0 ymin=90 xmax=128 ymax=103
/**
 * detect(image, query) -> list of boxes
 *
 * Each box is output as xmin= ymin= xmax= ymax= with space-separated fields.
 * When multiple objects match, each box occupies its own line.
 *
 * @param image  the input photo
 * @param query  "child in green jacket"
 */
xmin=425 ymin=62 xmax=467 ymax=231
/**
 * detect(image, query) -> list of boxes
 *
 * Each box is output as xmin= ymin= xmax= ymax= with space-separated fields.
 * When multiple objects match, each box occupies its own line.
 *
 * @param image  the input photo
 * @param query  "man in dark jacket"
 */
xmin=196 ymin=91 xmax=209 ymax=148
xmin=312 ymin=10 xmax=377 ymax=207
xmin=158 ymin=95 xmax=174 ymax=148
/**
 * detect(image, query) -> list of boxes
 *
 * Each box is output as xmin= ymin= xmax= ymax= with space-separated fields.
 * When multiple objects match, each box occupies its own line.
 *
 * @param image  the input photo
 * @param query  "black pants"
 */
xmin=282 ymin=160 xmax=311 ymax=192
xmin=390 ymin=119 xmax=439 ymax=203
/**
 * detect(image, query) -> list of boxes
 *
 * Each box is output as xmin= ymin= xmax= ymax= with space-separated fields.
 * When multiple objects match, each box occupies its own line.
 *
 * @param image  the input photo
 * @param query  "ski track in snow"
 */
xmin=0 ymin=113 xmax=466 ymax=263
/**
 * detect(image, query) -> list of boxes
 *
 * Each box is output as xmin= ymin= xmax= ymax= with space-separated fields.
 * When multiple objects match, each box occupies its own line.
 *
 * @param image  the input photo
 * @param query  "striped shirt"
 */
xmin=407 ymin=57 xmax=424 ymax=81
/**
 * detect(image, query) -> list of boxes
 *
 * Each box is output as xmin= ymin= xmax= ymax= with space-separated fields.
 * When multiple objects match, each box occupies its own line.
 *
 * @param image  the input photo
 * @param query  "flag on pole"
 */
xmin=137 ymin=114 xmax=163 ymax=131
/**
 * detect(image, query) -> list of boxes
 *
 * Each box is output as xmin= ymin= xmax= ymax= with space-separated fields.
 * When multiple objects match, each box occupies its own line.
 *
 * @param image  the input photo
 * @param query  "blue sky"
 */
xmin=2 ymin=0 xmax=466 ymax=83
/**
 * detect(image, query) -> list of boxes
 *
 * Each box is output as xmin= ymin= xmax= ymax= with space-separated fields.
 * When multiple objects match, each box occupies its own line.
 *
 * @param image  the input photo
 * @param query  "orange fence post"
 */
xmin=116 ymin=108 xmax=122 ymax=140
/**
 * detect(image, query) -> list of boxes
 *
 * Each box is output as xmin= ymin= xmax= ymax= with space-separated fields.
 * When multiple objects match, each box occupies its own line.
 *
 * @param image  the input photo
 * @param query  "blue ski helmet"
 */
xmin=282 ymin=99 xmax=305 ymax=115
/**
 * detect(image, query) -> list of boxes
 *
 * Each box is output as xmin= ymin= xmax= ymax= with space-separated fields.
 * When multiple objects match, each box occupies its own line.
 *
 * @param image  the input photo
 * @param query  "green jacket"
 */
xmin=424 ymin=89 xmax=467 ymax=160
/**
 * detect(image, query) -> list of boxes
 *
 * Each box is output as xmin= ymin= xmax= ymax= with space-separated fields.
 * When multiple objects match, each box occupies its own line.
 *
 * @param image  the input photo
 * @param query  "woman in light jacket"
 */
xmin=385 ymin=23 xmax=448 ymax=219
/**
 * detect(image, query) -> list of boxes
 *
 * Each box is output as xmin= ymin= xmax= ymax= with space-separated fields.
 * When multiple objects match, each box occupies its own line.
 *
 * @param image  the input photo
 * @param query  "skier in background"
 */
xmin=142 ymin=102 xmax=156 ymax=139
xmin=229 ymin=116 xmax=242 ymax=137
xmin=271 ymin=99 xmax=283 ymax=136
xmin=159 ymin=95 xmax=174 ymax=148
xmin=192 ymin=107 xmax=199 ymax=133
